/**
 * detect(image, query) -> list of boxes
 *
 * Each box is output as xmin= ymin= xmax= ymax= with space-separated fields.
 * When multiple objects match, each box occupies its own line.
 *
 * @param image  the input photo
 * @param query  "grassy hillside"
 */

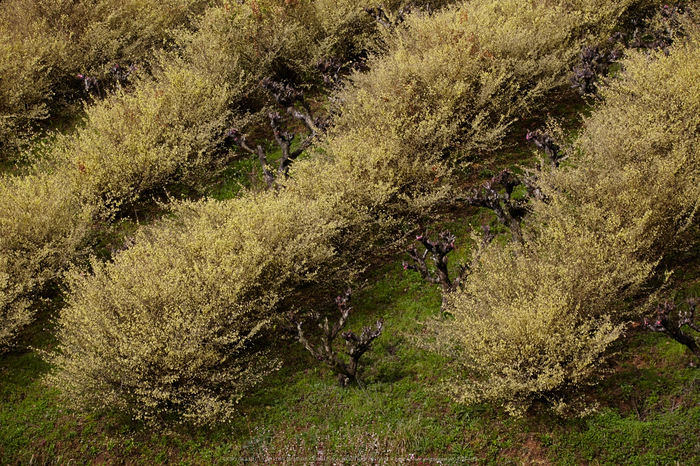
xmin=3 ymin=0 xmax=700 ymax=464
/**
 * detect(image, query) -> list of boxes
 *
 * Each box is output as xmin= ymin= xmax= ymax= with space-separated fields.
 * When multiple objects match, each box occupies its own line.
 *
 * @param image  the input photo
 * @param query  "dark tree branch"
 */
xmin=260 ymin=77 xmax=304 ymax=106
xmin=269 ymin=111 xmax=296 ymax=180
xmin=570 ymin=46 xmax=616 ymax=96
xmin=521 ymin=172 xmax=546 ymax=202
xmin=291 ymin=289 xmax=384 ymax=386
xmin=225 ymin=128 xmax=256 ymax=155
xmin=317 ymin=57 xmax=369 ymax=88
xmin=225 ymin=128 xmax=276 ymax=189
xmin=256 ymin=144 xmax=276 ymax=189
xmin=645 ymin=298 xmax=700 ymax=359
xmin=628 ymin=5 xmax=683 ymax=54
xmin=317 ymin=57 xmax=343 ymax=86
xmin=403 ymin=226 xmax=494 ymax=308
xmin=465 ymin=170 xmax=528 ymax=247
xmin=570 ymin=4 xmax=683 ymax=99
xmin=285 ymin=107 xmax=326 ymax=161
xmin=76 ymin=74 xmax=102 ymax=98
xmin=77 ymin=63 xmax=138 ymax=98
xmin=404 ymin=230 xmax=457 ymax=294
xmin=109 ymin=63 xmax=136 ymax=90
xmin=262 ymin=78 xmax=327 ymax=184
xmin=526 ymin=129 xmax=565 ymax=168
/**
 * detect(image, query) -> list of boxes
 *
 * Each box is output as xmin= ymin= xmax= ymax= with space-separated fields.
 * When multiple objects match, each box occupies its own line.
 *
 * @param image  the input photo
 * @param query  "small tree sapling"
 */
xmin=403 ymin=227 xmax=494 ymax=308
xmin=290 ymin=289 xmax=383 ymax=387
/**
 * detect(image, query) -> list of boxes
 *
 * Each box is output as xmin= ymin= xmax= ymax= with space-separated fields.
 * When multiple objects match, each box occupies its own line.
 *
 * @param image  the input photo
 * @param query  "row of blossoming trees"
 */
xmin=2 ymin=0 xmax=696 ymax=423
